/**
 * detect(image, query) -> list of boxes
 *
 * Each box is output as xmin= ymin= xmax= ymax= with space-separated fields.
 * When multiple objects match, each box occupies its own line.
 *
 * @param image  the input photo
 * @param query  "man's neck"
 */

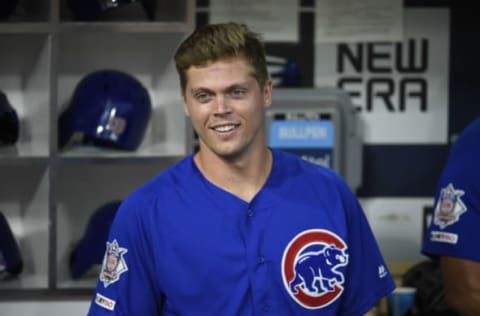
xmin=194 ymin=146 xmax=272 ymax=202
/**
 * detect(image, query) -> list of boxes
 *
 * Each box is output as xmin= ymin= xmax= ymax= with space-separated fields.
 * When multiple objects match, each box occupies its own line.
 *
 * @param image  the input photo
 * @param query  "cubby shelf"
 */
xmin=0 ymin=0 xmax=195 ymax=299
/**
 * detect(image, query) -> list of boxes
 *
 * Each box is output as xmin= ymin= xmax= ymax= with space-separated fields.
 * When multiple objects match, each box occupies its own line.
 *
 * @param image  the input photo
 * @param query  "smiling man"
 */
xmin=87 ymin=22 xmax=395 ymax=316
xmin=181 ymin=56 xmax=272 ymax=201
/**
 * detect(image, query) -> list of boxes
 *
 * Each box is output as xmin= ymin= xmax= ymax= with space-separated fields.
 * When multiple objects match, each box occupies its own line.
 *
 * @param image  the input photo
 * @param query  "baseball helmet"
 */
xmin=0 ymin=0 xmax=18 ymax=20
xmin=0 ymin=211 xmax=23 ymax=279
xmin=69 ymin=200 xmax=121 ymax=279
xmin=66 ymin=0 xmax=155 ymax=21
xmin=59 ymin=69 xmax=152 ymax=151
xmin=280 ymin=59 xmax=302 ymax=87
xmin=0 ymin=90 xmax=20 ymax=145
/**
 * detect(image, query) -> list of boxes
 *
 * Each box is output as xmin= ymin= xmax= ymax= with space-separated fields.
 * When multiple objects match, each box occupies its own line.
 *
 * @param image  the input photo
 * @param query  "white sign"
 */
xmin=360 ymin=197 xmax=433 ymax=262
xmin=315 ymin=0 xmax=403 ymax=43
xmin=315 ymin=9 xmax=450 ymax=144
xmin=209 ymin=0 xmax=299 ymax=42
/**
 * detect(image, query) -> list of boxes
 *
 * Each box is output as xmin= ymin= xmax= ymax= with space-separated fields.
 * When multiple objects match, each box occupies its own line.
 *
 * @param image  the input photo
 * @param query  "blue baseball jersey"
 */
xmin=422 ymin=118 xmax=480 ymax=262
xmin=88 ymin=149 xmax=395 ymax=315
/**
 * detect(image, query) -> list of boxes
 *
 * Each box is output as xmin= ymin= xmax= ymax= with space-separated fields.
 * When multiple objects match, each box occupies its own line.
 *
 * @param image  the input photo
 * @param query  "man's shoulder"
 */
xmin=114 ymin=155 xmax=195 ymax=221
xmin=453 ymin=118 xmax=480 ymax=152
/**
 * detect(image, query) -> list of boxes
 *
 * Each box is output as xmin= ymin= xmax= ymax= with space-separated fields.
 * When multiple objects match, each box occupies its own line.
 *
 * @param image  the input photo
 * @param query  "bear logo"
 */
xmin=282 ymin=229 xmax=349 ymax=309
xmin=289 ymin=245 xmax=348 ymax=294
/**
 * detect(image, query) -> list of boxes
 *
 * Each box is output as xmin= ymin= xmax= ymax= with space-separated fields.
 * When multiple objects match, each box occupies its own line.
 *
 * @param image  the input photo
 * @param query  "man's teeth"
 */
xmin=215 ymin=125 xmax=235 ymax=132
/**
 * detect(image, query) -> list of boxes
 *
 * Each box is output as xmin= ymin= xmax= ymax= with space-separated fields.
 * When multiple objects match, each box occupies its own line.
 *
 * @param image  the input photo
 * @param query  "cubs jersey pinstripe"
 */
xmin=88 ymin=149 xmax=395 ymax=315
xmin=422 ymin=118 xmax=480 ymax=262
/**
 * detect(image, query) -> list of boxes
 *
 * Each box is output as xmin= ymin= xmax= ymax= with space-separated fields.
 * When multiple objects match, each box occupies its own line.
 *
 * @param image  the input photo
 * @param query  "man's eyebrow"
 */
xmin=225 ymin=84 xmax=247 ymax=91
xmin=189 ymin=87 xmax=212 ymax=94
xmin=226 ymin=82 xmax=251 ymax=91
xmin=190 ymin=82 xmax=249 ymax=94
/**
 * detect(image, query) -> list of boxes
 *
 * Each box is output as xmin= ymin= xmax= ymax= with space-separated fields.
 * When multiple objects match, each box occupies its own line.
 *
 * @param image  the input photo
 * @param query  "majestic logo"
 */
xmin=378 ymin=264 xmax=388 ymax=278
xmin=282 ymin=229 xmax=349 ymax=309
xmin=433 ymin=183 xmax=467 ymax=229
xmin=100 ymin=239 xmax=128 ymax=288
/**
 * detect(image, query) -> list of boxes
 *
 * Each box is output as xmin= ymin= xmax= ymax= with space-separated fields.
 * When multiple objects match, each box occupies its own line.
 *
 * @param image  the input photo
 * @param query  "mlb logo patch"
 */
xmin=100 ymin=239 xmax=128 ymax=288
xmin=434 ymin=183 xmax=467 ymax=229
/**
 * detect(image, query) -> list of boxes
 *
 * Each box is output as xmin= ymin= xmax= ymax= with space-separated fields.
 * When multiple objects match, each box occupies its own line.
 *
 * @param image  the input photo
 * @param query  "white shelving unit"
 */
xmin=0 ymin=0 xmax=195 ymax=298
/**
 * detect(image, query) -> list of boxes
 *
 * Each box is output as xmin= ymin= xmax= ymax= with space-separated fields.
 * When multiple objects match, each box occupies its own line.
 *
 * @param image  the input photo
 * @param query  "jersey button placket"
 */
xmin=246 ymin=205 xmax=274 ymax=314
xmin=261 ymin=303 xmax=270 ymax=312
xmin=258 ymin=255 xmax=265 ymax=264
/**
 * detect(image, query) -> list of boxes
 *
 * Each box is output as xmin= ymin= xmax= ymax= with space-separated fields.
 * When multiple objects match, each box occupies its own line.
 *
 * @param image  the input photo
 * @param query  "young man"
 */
xmin=87 ymin=22 xmax=395 ymax=315
xmin=422 ymin=118 xmax=480 ymax=316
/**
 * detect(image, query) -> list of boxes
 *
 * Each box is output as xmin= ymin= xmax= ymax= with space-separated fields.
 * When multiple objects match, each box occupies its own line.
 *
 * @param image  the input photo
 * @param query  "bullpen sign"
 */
xmin=269 ymin=120 xmax=335 ymax=169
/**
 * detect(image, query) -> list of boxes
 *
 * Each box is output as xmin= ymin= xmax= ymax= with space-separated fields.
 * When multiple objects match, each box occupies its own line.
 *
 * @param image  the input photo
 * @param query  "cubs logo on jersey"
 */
xmin=282 ymin=229 xmax=349 ymax=309
xmin=100 ymin=239 xmax=128 ymax=288
xmin=434 ymin=183 xmax=467 ymax=229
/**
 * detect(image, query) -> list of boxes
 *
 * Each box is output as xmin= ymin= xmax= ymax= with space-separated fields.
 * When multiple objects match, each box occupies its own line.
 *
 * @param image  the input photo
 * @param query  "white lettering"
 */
xmin=301 ymin=155 xmax=331 ymax=168
xmin=279 ymin=126 xmax=327 ymax=140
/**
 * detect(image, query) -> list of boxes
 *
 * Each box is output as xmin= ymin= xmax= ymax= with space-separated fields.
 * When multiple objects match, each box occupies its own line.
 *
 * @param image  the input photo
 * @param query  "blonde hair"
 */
xmin=174 ymin=22 xmax=269 ymax=93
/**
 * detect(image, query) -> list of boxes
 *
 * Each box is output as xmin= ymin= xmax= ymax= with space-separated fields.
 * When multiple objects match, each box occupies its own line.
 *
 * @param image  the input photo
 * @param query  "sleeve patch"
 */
xmin=430 ymin=231 xmax=458 ymax=244
xmin=100 ymin=239 xmax=129 ymax=287
xmin=95 ymin=293 xmax=116 ymax=311
xmin=433 ymin=183 xmax=467 ymax=229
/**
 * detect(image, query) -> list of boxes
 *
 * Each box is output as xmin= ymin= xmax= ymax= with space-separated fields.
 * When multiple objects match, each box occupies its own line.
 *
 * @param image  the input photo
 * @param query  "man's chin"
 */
xmin=198 ymin=139 xmax=250 ymax=160
xmin=209 ymin=145 xmax=244 ymax=161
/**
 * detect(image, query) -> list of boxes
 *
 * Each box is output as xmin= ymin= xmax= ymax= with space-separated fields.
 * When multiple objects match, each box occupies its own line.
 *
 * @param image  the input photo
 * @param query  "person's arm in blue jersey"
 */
xmin=422 ymin=118 xmax=480 ymax=316
xmin=87 ymin=196 xmax=163 ymax=315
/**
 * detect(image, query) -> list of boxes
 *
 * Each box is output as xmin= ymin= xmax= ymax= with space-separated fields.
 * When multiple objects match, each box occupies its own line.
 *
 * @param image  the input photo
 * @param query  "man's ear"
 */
xmin=182 ymin=95 xmax=190 ymax=116
xmin=263 ymin=79 xmax=273 ymax=108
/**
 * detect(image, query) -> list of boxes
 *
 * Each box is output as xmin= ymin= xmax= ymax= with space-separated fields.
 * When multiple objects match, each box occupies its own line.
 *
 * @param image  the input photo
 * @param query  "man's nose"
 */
xmin=214 ymin=95 xmax=231 ymax=113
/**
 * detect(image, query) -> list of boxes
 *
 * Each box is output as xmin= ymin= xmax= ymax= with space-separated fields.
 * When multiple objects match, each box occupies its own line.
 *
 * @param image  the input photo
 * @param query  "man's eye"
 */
xmin=230 ymin=89 xmax=246 ymax=98
xmin=195 ymin=93 xmax=211 ymax=103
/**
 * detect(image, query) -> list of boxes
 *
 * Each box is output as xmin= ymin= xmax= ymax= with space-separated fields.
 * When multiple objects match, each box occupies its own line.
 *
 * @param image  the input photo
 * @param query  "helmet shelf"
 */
xmin=0 ymin=0 xmax=195 ymax=306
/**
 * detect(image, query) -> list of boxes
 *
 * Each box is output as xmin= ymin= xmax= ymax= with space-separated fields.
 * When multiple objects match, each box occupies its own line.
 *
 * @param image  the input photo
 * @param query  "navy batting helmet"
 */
xmin=0 ymin=0 xmax=18 ymax=20
xmin=66 ymin=0 xmax=155 ymax=21
xmin=0 ymin=211 xmax=23 ymax=279
xmin=59 ymin=69 xmax=152 ymax=151
xmin=69 ymin=200 xmax=121 ymax=279
xmin=0 ymin=90 xmax=19 ymax=145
